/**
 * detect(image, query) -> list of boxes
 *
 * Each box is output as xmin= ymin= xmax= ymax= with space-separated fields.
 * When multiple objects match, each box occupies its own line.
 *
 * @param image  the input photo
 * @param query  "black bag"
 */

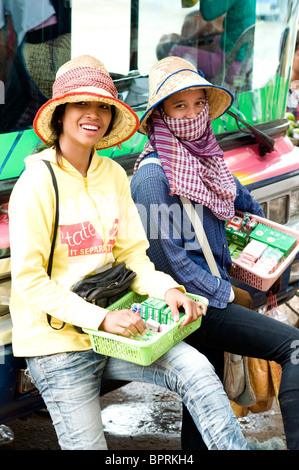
xmin=71 ymin=262 xmax=136 ymax=333
xmin=72 ymin=262 xmax=136 ymax=308
xmin=43 ymin=161 xmax=136 ymax=332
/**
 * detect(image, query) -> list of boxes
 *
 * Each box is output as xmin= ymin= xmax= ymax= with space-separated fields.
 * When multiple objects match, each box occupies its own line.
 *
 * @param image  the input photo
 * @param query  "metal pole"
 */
xmin=130 ymin=0 xmax=139 ymax=71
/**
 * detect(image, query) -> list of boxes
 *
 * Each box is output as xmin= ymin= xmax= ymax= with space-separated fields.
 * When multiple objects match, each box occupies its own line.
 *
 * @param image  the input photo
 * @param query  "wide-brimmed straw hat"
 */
xmin=22 ymin=34 xmax=71 ymax=99
xmin=139 ymin=56 xmax=233 ymax=135
xmin=33 ymin=55 xmax=139 ymax=149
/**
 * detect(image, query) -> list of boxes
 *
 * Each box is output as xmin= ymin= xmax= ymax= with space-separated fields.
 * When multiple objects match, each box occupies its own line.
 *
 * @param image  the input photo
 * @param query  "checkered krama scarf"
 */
xmin=135 ymin=103 xmax=236 ymax=221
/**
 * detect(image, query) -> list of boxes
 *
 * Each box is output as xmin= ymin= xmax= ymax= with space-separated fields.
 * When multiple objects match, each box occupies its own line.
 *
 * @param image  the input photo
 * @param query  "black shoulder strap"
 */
xmin=43 ymin=160 xmax=59 ymax=277
xmin=42 ymin=160 xmax=65 ymax=330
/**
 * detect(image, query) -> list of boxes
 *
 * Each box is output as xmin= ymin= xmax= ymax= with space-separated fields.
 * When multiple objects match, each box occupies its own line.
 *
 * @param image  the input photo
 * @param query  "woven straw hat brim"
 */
xmin=139 ymin=57 xmax=234 ymax=135
xmin=139 ymin=84 xmax=233 ymax=134
xmin=33 ymin=89 xmax=139 ymax=150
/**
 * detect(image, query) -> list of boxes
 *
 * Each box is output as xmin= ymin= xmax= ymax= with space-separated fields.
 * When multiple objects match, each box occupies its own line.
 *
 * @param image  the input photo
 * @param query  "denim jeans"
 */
xmin=182 ymin=302 xmax=299 ymax=450
xmin=27 ymin=341 xmax=248 ymax=450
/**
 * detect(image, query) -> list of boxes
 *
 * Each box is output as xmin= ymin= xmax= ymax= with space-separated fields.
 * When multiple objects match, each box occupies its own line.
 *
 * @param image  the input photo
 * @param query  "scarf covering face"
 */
xmin=134 ymin=103 xmax=236 ymax=221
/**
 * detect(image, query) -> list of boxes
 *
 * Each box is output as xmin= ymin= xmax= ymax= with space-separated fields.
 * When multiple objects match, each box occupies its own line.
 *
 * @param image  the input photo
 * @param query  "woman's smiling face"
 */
xmin=61 ymin=101 xmax=112 ymax=149
xmin=162 ymin=88 xmax=206 ymax=120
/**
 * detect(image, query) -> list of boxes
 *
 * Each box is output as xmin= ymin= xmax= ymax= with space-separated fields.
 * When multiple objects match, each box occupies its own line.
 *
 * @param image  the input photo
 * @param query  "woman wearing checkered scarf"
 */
xmin=131 ymin=56 xmax=299 ymax=451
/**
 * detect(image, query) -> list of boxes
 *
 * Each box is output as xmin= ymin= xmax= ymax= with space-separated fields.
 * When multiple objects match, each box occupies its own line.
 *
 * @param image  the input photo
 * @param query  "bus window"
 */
xmin=72 ymin=0 xmax=131 ymax=76
xmin=138 ymin=0 xmax=256 ymax=91
xmin=0 ymin=0 xmax=71 ymax=134
xmin=1 ymin=0 xmax=299 ymax=137
xmin=137 ymin=0 xmax=299 ymax=133
xmin=72 ymin=0 xmax=139 ymax=106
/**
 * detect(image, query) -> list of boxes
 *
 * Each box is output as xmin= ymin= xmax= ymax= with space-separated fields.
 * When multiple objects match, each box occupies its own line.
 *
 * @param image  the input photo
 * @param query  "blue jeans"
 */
xmin=27 ymin=341 xmax=248 ymax=450
xmin=182 ymin=302 xmax=299 ymax=450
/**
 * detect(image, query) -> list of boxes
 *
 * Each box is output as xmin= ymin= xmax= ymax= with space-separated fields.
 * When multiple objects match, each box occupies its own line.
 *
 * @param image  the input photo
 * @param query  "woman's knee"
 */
xmin=161 ymin=341 xmax=216 ymax=378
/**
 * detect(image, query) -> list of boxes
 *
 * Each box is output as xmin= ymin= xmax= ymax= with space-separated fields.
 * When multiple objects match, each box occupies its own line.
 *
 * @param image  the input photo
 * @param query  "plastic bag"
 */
xmin=0 ymin=425 xmax=14 ymax=445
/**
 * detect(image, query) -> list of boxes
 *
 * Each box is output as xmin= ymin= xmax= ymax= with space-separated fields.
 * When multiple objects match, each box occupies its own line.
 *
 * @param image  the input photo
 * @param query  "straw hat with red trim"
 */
xmin=139 ymin=56 xmax=233 ymax=135
xmin=33 ymin=55 xmax=139 ymax=150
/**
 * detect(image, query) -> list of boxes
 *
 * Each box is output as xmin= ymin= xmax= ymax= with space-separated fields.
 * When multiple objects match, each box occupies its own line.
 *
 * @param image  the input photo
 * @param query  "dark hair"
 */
xmin=106 ymin=105 xmax=116 ymax=135
xmin=50 ymin=103 xmax=67 ymax=165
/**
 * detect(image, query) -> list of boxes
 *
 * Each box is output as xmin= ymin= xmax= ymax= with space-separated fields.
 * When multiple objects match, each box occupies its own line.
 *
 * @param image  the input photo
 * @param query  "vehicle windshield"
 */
xmin=0 ymin=0 xmax=299 ymax=180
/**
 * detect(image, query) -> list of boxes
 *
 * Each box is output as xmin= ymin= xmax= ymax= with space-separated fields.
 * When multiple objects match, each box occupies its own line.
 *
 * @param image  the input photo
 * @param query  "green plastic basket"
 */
xmin=83 ymin=291 xmax=208 ymax=366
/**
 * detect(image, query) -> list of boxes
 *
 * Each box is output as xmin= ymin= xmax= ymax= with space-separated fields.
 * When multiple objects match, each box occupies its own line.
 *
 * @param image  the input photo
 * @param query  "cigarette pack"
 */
xmin=226 ymin=226 xmax=247 ymax=247
xmin=229 ymin=243 xmax=242 ymax=260
xmin=226 ymin=216 xmax=243 ymax=230
xmin=242 ymin=240 xmax=268 ymax=257
xmin=253 ymin=246 xmax=284 ymax=275
xmin=140 ymin=298 xmax=153 ymax=320
xmin=146 ymin=318 xmax=161 ymax=332
xmin=148 ymin=299 xmax=168 ymax=322
xmin=249 ymin=224 xmax=296 ymax=256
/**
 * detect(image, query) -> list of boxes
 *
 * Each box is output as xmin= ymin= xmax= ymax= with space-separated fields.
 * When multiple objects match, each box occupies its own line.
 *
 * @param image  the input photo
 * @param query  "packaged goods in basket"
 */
xmin=226 ymin=212 xmax=299 ymax=291
xmin=249 ymin=223 xmax=296 ymax=256
xmin=83 ymin=291 xmax=208 ymax=366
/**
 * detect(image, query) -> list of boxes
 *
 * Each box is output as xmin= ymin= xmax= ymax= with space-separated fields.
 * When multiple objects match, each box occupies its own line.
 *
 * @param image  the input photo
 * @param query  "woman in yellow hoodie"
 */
xmin=9 ymin=55 xmax=248 ymax=450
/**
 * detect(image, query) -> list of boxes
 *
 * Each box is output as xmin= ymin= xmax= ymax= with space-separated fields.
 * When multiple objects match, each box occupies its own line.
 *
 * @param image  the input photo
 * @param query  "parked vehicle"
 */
xmin=0 ymin=0 xmax=298 ymax=426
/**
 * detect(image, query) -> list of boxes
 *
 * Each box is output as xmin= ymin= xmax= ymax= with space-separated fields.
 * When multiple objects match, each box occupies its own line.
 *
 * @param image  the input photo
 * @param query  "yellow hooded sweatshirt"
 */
xmin=9 ymin=148 xmax=183 ymax=357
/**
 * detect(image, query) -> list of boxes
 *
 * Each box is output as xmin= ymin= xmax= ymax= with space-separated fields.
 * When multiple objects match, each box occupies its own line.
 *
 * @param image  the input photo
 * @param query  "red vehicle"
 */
xmin=0 ymin=0 xmax=298 ymax=425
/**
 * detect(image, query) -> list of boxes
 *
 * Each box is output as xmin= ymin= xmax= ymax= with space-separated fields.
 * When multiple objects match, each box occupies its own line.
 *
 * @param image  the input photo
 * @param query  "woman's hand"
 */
xmin=164 ymin=288 xmax=207 ymax=328
xmin=99 ymin=309 xmax=147 ymax=338
xmin=100 ymin=289 xmax=207 ymax=336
